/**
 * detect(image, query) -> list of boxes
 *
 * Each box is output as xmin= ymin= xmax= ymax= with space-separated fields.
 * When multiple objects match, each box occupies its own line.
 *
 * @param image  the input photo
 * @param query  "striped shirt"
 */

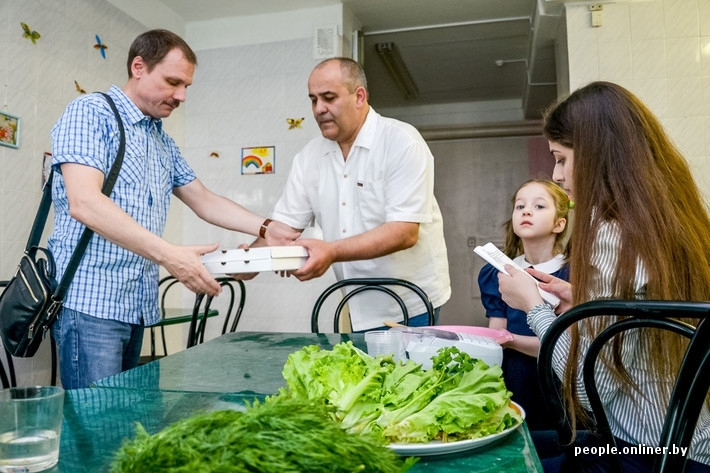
xmin=48 ymin=86 xmax=196 ymax=326
xmin=527 ymin=220 xmax=710 ymax=464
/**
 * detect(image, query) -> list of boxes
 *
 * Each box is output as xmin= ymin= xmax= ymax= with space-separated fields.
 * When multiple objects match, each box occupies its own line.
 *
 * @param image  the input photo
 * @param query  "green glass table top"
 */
xmin=56 ymin=388 xmax=264 ymax=472
xmin=93 ymin=332 xmax=362 ymax=394
xmin=409 ymin=426 xmax=543 ymax=472
xmin=77 ymin=332 xmax=543 ymax=472
xmin=55 ymin=387 xmax=541 ymax=473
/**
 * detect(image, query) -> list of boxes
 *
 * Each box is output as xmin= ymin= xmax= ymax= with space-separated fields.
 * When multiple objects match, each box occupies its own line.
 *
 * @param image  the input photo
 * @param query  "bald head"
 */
xmin=308 ymin=58 xmax=370 ymax=156
xmin=314 ymin=58 xmax=368 ymax=95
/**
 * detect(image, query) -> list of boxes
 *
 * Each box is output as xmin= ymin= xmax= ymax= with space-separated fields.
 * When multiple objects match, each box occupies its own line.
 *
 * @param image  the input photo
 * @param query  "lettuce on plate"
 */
xmin=274 ymin=342 xmax=521 ymax=444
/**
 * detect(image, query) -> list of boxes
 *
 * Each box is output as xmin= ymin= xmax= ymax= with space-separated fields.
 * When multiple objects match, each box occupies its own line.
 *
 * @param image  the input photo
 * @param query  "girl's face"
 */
xmin=512 ymin=182 xmax=566 ymax=240
xmin=549 ymin=141 xmax=574 ymax=199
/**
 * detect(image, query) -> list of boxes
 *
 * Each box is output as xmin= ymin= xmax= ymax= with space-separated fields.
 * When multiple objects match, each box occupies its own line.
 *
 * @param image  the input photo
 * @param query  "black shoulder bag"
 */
xmin=0 ymin=93 xmax=126 ymax=357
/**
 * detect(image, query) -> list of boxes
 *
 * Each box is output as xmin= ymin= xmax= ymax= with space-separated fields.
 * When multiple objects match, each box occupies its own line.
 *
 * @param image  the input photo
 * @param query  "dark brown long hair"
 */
xmin=543 ymin=81 xmax=710 ymax=430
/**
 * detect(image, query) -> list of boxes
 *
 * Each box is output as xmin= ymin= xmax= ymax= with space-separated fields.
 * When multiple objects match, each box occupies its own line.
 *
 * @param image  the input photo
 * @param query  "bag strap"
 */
xmin=51 ymin=92 xmax=126 ymax=300
xmin=25 ymin=170 xmax=54 ymax=252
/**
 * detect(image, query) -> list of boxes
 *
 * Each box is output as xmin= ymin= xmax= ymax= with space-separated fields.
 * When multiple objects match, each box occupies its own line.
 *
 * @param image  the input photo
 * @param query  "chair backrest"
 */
xmin=0 ymin=348 xmax=13 ymax=388
xmin=310 ymin=277 xmax=435 ymax=333
xmin=159 ymin=275 xmax=190 ymax=318
xmin=537 ymin=299 xmax=710 ymax=473
xmin=1 ymin=280 xmax=16 ymax=388
xmin=197 ymin=277 xmax=246 ymax=342
xmin=142 ymin=276 xmax=209 ymax=364
xmin=152 ymin=276 xmax=211 ymax=354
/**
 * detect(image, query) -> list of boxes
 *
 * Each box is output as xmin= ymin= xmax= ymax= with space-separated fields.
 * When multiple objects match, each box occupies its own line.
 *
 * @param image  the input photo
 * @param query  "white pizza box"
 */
xmin=201 ymin=246 xmax=309 ymax=274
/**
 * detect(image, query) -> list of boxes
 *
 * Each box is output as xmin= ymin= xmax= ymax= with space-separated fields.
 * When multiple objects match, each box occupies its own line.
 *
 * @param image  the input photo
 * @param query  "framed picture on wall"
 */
xmin=241 ymin=146 xmax=275 ymax=175
xmin=0 ymin=111 xmax=20 ymax=149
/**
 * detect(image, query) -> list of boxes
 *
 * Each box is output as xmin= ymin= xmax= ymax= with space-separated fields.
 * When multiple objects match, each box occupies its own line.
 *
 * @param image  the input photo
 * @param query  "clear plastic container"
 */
xmin=364 ymin=330 xmax=406 ymax=361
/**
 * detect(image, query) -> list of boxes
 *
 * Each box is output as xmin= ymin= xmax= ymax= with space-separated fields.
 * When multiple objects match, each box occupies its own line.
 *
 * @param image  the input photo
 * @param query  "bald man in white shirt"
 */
xmin=247 ymin=57 xmax=451 ymax=332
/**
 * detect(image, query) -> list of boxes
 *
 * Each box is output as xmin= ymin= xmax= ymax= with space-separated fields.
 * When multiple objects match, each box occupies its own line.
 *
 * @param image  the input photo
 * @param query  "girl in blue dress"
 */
xmin=477 ymin=178 xmax=571 ymax=431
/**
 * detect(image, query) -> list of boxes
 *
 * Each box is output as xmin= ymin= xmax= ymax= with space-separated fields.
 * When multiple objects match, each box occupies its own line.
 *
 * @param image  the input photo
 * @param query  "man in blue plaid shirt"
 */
xmin=48 ymin=29 xmax=298 ymax=389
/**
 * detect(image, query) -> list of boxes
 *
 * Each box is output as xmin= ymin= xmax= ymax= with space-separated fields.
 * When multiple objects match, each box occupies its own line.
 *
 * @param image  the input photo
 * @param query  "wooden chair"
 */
xmin=537 ymin=299 xmax=710 ymax=473
xmin=310 ymin=277 xmax=435 ymax=333
xmin=193 ymin=277 xmax=246 ymax=344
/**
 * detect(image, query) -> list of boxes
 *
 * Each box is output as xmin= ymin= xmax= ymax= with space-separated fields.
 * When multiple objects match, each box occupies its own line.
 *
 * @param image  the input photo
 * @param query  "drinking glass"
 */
xmin=0 ymin=386 xmax=64 ymax=472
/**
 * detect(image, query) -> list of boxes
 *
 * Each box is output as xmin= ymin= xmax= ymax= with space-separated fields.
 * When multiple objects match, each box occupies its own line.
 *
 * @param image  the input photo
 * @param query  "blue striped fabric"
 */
xmin=48 ymin=86 xmax=196 ymax=325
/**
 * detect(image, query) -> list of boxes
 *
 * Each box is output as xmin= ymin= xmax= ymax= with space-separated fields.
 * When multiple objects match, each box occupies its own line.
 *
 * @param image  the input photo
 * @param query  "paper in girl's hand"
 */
xmin=474 ymin=242 xmax=560 ymax=308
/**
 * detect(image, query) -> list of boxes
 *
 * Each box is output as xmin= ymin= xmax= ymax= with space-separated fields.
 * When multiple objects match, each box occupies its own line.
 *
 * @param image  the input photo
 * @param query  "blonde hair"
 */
xmin=502 ymin=179 xmax=571 ymax=259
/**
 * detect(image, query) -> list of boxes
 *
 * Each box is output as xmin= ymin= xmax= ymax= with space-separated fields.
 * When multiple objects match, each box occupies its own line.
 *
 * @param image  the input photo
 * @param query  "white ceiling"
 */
xmin=157 ymin=0 xmax=564 ymax=119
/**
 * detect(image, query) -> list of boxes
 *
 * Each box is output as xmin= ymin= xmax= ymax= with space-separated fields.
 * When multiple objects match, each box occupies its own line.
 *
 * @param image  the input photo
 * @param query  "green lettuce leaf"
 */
xmin=276 ymin=342 xmax=522 ymax=444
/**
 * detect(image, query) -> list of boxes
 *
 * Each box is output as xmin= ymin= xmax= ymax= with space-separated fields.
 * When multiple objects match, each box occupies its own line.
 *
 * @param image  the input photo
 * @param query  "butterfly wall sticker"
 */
xmin=74 ymin=80 xmax=87 ymax=94
xmin=94 ymin=34 xmax=108 ymax=59
xmin=287 ymin=117 xmax=304 ymax=129
xmin=21 ymin=22 xmax=41 ymax=44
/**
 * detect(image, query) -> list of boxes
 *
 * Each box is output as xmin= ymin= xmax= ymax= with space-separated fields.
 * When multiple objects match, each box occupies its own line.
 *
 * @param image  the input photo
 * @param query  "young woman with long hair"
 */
xmin=498 ymin=81 xmax=710 ymax=472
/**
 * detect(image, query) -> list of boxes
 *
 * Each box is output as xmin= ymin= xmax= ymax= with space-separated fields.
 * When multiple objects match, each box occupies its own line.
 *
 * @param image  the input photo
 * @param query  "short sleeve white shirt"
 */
xmin=273 ymin=108 xmax=451 ymax=331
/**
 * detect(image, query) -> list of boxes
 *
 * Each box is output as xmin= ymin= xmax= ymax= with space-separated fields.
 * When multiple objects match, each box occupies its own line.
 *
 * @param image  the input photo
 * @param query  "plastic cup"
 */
xmin=365 ymin=330 xmax=406 ymax=361
xmin=0 ymin=386 xmax=64 ymax=473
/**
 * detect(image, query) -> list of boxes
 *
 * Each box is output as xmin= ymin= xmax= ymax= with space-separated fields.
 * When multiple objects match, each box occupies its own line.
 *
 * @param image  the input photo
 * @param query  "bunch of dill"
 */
xmin=111 ymin=397 xmax=417 ymax=473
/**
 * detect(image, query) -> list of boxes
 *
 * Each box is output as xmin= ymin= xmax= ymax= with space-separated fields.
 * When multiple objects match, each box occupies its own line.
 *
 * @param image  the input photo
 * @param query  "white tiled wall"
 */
xmin=563 ymin=0 xmax=710 ymax=193
xmin=179 ymin=38 xmax=338 ymax=341
xmin=0 ymin=0 xmax=149 ymax=385
xmin=0 ymin=0 xmax=188 ymax=276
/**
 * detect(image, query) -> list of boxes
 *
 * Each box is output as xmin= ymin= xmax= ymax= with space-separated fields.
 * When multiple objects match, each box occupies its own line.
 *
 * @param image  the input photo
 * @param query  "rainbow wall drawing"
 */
xmin=241 ymin=146 xmax=275 ymax=175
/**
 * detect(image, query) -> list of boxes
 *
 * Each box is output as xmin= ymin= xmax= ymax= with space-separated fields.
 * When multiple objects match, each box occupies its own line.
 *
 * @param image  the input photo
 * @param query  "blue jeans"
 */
xmin=51 ymin=307 xmax=144 ymax=389
xmin=359 ymin=307 xmax=441 ymax=332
